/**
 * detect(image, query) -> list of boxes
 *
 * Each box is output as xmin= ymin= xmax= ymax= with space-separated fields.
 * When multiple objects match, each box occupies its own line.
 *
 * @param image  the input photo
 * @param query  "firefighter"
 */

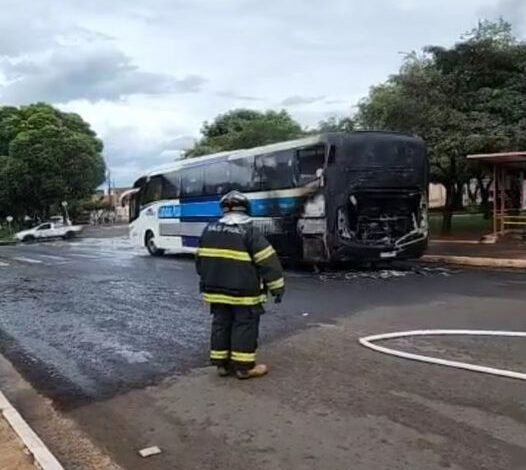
xmin=196 ymin=190 xmax=285 ymax=379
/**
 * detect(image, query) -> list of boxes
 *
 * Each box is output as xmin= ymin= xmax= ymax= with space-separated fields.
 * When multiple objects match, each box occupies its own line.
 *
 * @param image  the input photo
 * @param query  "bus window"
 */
xmin=181 ymin=166 xmax=204 ymax=197
xmin=204 ymin=161 xmax=230 ymax=195
xmin=129 ymin=193 xmax=140 ymax=222
xmin=297 ymin=144 xmax=325 ymax=185
xmin=229 ymin=156 xmax=257 ymax=192
xmin=130 ymin=177 xmax=146 ymax=221
xmin=162 ymin=171 xmax=180 ymax=199
xmin=142 ymin=176 xmax=163 ymax=205
xmin=255 ymin=150 xmax=295 ymax=190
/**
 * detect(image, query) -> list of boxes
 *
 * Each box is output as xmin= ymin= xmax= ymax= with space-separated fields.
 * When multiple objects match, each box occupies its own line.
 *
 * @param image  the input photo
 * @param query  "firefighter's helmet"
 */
xmin=220 ymin=190 xmax=250 ymax=214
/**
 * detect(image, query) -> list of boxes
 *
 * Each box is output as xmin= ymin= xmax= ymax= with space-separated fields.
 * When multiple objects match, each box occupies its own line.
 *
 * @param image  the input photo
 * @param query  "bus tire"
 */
xmin=145 ymin=231 xmax=165 ymax=256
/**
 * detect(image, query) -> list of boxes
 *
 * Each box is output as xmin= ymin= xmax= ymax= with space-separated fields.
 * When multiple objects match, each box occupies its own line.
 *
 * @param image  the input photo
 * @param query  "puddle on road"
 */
xmin=319 ymin=265 xmax=460 ymax=282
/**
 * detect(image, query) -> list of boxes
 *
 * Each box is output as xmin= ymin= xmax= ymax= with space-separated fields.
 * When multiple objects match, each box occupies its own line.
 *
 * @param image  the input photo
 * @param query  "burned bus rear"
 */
xmin=298 ymin=132 xmax=428 ymax=263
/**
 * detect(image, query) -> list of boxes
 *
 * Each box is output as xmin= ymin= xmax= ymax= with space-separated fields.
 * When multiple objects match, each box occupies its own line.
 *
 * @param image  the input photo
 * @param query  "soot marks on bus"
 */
xmin=336 ymin=189 xmax=426 ymax=247
xmin=320 ymin=133 xmax=429 ymax=262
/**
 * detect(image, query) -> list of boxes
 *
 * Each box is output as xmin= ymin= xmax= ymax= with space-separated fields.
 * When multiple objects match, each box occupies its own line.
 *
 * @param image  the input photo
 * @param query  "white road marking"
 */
xmin=69 ymin=253 xmax=101 ymax=259
xmin=75 ymin=249 xmax=137 ymax=258
xmin=12 ymin=256 xmax=44 ymax=264
xmin=4 ymin=239 xmax=139 ymax=266
xmin=33 ymin=254 xmax=69 ymax=261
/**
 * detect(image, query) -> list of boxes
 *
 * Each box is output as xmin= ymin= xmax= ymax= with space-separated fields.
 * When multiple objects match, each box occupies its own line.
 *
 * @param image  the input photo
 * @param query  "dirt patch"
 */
xmin=0 ymin=354 xmax=122 ymax=470
xmin=0 ymin=415 xmax=34 ymax=470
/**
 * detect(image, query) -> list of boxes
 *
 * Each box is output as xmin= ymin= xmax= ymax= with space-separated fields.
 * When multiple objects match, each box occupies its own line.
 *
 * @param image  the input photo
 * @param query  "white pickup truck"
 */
xmin=15 ymin=222 xmax=84 ymax=243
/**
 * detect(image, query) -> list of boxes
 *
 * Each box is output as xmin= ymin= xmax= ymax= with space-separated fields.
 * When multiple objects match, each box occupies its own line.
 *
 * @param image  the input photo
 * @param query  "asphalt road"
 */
xmin=1 ymin=236 xmax=526 ymax=469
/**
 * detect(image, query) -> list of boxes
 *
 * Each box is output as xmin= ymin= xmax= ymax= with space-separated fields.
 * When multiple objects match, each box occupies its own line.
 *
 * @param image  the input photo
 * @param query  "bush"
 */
xmin=0 ymin=227 xmax=14 ymax=240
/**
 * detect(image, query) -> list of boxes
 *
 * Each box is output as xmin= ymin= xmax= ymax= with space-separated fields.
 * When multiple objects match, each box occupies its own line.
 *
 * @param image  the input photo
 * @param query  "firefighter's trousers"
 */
xmin=210 ymin=304 xmax=262 ymax=371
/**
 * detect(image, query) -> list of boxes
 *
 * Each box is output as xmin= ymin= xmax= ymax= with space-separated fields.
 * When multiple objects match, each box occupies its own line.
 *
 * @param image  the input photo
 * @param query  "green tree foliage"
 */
xmin=357 ymin=20 xmax=526 ymax=233
xmin=317 ymin=116 xmax=355 ymax=133
xmin=0 ymin=103 xmax=105 ymax=219
xmin=186 ymin=109 xmax=303 ymax=157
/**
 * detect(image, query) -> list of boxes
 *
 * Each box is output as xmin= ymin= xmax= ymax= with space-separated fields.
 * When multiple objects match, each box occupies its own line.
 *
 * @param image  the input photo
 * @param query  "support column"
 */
xmin=493 ymin=163 xmax=499 ymax=240
xmin=500 ymin=166 xmax=506 ymax=233
xmin=521 ymin=170 xmax=525 ymax=211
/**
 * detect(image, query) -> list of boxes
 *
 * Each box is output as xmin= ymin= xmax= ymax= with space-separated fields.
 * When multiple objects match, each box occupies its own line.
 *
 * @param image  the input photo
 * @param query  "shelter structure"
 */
xmin=467 ymin=152 xmax=526 ymax=240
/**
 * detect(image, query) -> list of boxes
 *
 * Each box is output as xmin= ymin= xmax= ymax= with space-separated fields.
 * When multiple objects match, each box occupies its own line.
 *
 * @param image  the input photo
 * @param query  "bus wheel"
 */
xmin=145 ymin=231 xmax=165 ymax=256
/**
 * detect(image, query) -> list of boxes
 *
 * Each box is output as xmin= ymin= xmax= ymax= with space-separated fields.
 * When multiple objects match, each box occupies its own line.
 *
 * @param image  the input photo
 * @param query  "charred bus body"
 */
xmin=304 ymin=132 xmax=428 ymax=262
xmin=128 ymin=131 xmax=428 ymax=263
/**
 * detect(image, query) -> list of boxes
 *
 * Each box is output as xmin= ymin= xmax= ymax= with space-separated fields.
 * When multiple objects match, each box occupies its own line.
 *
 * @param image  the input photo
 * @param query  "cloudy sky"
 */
xmin=0 ymin=0 xmax=525 ymax=186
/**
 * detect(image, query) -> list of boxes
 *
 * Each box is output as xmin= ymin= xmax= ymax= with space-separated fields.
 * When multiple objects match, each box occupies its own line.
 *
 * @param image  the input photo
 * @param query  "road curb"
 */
xmin=422 ymin=254 xmax=526 ymax=269
xmin=0 ymin=240 xmax=16 ymax=246
xmin=430 ymin=239 xmax=482 ymax=245
xmin=0 ymin=391 xmax=64 ymax=470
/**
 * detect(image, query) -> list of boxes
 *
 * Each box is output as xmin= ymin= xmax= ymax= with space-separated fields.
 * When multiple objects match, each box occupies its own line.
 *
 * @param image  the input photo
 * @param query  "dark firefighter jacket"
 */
xmin=196 ymin=213 xmax=285 ymax=306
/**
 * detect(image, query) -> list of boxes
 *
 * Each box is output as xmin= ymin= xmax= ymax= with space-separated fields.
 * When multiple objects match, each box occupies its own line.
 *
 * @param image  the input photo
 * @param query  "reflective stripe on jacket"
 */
xmin=196 ymin=214 xmax=285 ymax=306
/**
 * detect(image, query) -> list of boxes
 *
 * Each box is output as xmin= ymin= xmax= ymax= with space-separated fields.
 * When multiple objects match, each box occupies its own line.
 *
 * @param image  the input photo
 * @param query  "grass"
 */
xmin=429 ymin=212 xmax=493 ymax=237
xmin=0 ymin=228 xmax=15 ymax=243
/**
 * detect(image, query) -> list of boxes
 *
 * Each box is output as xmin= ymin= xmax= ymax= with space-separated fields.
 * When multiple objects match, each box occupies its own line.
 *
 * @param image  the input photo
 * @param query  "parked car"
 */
xmin=15 ymin=222 xmax=83 ymax=243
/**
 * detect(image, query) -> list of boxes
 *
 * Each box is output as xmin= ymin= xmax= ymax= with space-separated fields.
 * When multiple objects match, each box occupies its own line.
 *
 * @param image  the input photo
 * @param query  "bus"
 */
xmin=127 ymin=132 xmax=428 ymax=263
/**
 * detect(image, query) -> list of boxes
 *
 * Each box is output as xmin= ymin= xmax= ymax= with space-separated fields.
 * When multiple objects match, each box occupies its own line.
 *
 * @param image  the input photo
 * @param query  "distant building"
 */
xmin=90 ymin=187 xmax=131 ymax=223
xmin=93 ymin=189 xmax=105 ymax=200
xmin=110 ymin=187 xmax=131 ymax=223
xmin=429 ymin=184 xmax=446 ymax=208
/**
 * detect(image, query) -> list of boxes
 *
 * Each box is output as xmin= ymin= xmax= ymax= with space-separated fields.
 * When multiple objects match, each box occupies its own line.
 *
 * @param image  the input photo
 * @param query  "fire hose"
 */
xmin=359 ymin=330 xmax=526 ymax=381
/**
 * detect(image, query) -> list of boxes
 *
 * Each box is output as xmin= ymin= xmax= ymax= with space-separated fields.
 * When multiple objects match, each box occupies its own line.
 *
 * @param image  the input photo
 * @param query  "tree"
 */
xmin=186 ymin=109 xmax=303 ymax=157
xmin=317 ymin=116 xmax=355 ymax=133
xmin=0 ymin=103 xmax=105 ymax=220
xmin=357 ymin=21 xmax=526 ymax=233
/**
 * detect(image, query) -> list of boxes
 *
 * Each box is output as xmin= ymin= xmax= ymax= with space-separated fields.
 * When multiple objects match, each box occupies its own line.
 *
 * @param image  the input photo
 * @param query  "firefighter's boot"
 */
xmin=236 ymin=364 xmax=268 ymax=380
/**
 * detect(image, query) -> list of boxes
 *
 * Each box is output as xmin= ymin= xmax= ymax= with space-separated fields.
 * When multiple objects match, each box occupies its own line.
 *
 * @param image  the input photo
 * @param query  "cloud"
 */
xmin=280 ymin=95 xmax=326 ymax=106
xmin=492 ymin=0 xmax=526 ymax=33
xmin=164 ymin=135 xmax=196 ymax=150
xmin=324 ymin=99 xmax=347 ymax=105
xmin=0 ymin=45 xmax=206 ymax=105
xmin=3 ymin=0 xmax=517 ymax=185
xmin=101 ymin=125 xmax=195 ymax=185
xmin=216 ymin=90 xmax=264 ymax=102
xmin=159 ymin=149 xmax=185 ymax=160
xmin=0 ymin=3 xmax=58 ymax=56
xmin=0 ymin=1 xmax=116 ymax=57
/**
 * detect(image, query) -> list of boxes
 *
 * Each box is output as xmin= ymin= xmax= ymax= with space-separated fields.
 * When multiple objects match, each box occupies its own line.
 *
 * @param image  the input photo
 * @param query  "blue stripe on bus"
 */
xmin=158 ymin=205 xmax=182 ymax=219
xmin=178 ymin=216 xmax=218 ymax=223
xmin=251 ymin=197 xmax=300 ymax=216
xmin=183 ymin=201 xmax=223 ymax=218
xmin=182 ymin=236 xmax=200 ymax=248
xmin=158 ymin=196 xmax=303 ymax=220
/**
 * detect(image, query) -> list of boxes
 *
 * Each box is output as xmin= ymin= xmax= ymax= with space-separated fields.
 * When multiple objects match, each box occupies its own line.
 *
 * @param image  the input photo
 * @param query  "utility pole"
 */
xmin=106 ymin=168 xmax=113 ymax=209
xmin=112 ymin=178 xmax=117 ymax=211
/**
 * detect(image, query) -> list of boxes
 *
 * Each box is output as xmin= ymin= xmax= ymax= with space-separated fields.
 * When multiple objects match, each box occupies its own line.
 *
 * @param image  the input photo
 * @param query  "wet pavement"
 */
xmin=0 ymin=237 xmax=209 ymax=407
xmin=0 ymin=238 xmax=469 ymax=408
xmin=2 ymin=237 xmax=526 ymax=469
xmin=0 ymin=238 xmax=456 ymax=407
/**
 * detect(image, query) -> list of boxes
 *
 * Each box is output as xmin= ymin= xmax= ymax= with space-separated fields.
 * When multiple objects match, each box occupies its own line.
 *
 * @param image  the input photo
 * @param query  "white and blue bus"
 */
xmin=128 ymin=132 xmax=428 ymax=263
